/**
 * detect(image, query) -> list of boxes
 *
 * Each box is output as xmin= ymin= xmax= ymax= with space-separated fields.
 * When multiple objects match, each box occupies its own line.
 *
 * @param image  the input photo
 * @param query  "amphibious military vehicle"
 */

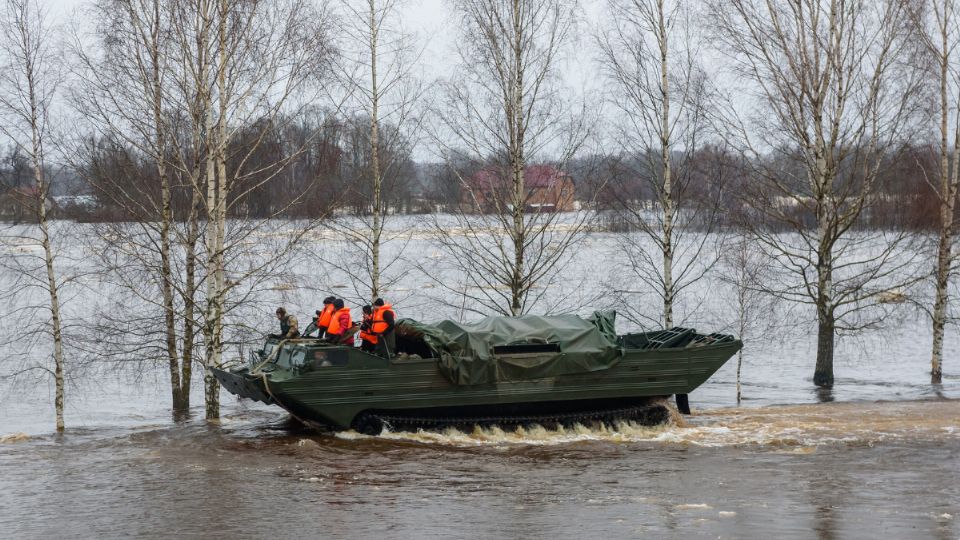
xmin=212 ymin=311 xmax=741 ymax=434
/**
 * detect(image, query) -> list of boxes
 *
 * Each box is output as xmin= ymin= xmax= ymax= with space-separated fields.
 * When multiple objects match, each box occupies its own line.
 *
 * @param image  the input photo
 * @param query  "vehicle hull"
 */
xmin=212 ymin=339 xmax=740 ymax=431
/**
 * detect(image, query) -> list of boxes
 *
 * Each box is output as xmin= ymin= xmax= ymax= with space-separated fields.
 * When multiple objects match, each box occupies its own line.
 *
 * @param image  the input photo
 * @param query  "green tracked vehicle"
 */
xmin=212 ymin=311 xmax=741 ymax=434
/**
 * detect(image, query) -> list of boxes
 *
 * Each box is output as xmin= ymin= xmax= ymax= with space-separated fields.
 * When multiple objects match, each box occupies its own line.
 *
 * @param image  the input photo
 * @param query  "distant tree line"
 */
xmin=3 ymin=111 xmax=421 ymax=222
xmin=3 ymin=141 xmax=946 ymax=231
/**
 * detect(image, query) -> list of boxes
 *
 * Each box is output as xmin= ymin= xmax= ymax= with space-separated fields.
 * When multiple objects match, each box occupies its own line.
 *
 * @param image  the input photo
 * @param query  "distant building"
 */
xmin=0 ymin=186 xmax=42 ymax=222
xmin=463 ymin=164 xmax=575 ymax=213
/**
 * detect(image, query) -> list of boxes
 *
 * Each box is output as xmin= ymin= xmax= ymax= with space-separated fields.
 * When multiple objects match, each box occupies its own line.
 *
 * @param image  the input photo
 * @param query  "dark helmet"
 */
xmin=373 ymin=298 xmax=384 ymax=306
xmin=323 ymin=296 xmax=334 ymax=304
xmin=333 ymin=298 xmax=344 ymax=310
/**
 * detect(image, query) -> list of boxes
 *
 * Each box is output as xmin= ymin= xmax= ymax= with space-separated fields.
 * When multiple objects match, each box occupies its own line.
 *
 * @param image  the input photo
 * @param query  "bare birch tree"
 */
xmin=69 ymin=0 xmax=335 ymax=420
xmin=909 ymin=0 xmax=960 ymax=384
xmin=426 ymin=0 xmax=594 ymax=317
xmin=326 ymin=0 xmax=422 ymax=304
xmin=68 ymin=0 xmax=199 ymax=416
xmin=167 ymin=0 xmax=334 ymax=418
xmin=0 ymin=0 xmax=66 ymax=430
xmin=717 ymin=234 xmax=777 ymax=402
xmin=597 ymin=0 xmax=724 ymax=329
xmin=711 ymin=0 xmax=924 ymax=387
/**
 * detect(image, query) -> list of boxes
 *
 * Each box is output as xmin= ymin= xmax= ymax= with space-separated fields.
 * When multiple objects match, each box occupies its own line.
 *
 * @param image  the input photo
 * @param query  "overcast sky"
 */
xmin=37 ymin=0 xmax=644 ymax=161
xmin=45 ymin=0 xmax=464 ymax=69
xmin=44 ymin=0 xmax=605 ymax=86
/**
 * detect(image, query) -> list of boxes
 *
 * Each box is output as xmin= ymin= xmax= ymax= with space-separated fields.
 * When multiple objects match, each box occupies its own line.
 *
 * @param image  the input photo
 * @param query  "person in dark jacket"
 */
xmin=300 ymin=310 xmax=323 ymax=338
xmin=358 ymin=305 xmax=377 ymax=352
xmin=270 ymin=307 xmax=299 ymax=339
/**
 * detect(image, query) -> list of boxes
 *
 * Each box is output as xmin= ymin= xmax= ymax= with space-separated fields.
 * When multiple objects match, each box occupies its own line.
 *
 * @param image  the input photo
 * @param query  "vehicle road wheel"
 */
xmin=675 ymin=394 xmax=691 ymax=415
xmin=352 ymin=413 xmax=385 ymax=436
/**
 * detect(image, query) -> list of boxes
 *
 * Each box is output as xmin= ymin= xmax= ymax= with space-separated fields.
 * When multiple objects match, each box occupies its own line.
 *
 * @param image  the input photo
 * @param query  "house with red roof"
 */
xmin=461 ymin=164 xmax=575 ymax=213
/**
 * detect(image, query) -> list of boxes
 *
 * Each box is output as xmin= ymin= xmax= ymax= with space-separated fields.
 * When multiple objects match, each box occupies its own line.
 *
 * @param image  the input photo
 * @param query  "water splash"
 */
xmin=0 ymin=432 xmax=29 ymax=444
xmin=333 ymin=399 xmax=960 ymax=449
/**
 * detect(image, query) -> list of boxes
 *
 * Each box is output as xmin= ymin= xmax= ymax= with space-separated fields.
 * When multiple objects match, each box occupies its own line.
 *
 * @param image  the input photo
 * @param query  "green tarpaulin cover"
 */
xmin=398 ymin=311 xmax=622 ymax=386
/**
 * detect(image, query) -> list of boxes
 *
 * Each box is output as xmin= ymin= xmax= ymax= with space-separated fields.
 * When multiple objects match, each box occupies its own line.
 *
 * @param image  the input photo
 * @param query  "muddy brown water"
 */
xmin=6 ymin=222 xmax=960 ymax=537
xmin=1 ymin=400 xmax=958 ymax=539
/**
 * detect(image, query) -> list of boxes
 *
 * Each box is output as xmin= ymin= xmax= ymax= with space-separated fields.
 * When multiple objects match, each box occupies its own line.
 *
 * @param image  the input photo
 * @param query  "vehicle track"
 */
xmin=351 ymin=403 xmax=671 ymax=435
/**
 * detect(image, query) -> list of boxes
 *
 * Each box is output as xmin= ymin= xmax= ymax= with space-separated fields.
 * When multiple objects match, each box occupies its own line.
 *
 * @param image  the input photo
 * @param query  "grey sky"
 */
xmin=45 ymin=0 xmax=603 ymax=87
xmin=46 ymin=0 xmax=457 ymax=59
xmin=40 ymin=0 xmax=621 ymax=161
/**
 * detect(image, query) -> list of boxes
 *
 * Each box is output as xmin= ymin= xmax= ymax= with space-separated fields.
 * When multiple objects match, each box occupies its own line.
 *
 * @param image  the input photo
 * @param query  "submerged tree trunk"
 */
xmin=149 ymin=1 xmax=185 ymax=414
xmin=180 ymin=192 xmax=201 ymax=414
xmin=157 ymin=130 xmax=185 ymax=414
xmin=203 ymin=124 xmax=227 ymax=420
xmin=815 ymin=195 xmax=835 ymax=388
xmin=929 ymin=2 xmax=960 ymax=385
xmin=204 ymin=0 xmax=230 ymax=420
xmin=736 ymin=275 xmax=747 ymax=404
xmin=38 ymin=199 xmax=65 ymax=432
xmin=814 ymin=232 xmax=835 ymax=387
xmin=814 ymin=306 xmax=835 ymax=387
xmin=30 ymin=97 xmax=64 ymax=430
xmin=203 ymin=137 xmax=221 ymax=420
xmin=932 ymin=224 xmax=952 ymax=384
xmin=14 ymin=0 xmax=67 ymax=431
xmin=202 ymin=86 xmax=224 ymax=420
xmin=160 ymin=173 xmax=184 ymax=412
xmin=736 ymin=349 xmax=743 ymax=403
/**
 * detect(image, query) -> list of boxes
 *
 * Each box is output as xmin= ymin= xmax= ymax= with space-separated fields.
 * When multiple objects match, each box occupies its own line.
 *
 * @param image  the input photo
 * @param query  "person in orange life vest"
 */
xmin=325 ymin=298 xmax=353 ymax=344
xmin=358 ymin=305 xmax=378 ymax=353
xmin=313 ymin=296 xmax=336 ymax=337
xmin=371 ymin=298 xmax=396 ymax=356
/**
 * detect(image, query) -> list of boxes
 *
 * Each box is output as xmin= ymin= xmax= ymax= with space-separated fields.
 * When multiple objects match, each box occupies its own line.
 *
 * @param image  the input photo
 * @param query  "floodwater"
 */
xmin=3 ymin=334 xmax=960 ymax=539
xmin=2 ymin=220 xmax=960 ymax=538
xmin=3 ymin=325 xmax=960 ymax=539
xmin=1 ymin=394 xmax=959 ymax=539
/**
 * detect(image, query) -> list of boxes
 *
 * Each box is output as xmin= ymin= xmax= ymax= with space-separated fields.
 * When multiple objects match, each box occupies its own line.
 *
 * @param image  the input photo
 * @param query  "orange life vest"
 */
xmin=359 ymin=313 xmax=378 ymax=344
xmin=326 ymin=307 xmax=351 ymax=335
xmin=371 ymin=304 xmax=395 ymax=334
xmin=317 ymin=303 xmax=335 ymax=328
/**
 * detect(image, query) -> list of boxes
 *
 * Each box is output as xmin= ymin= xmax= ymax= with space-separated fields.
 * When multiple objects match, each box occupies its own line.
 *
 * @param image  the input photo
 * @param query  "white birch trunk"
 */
xmin=37 ymin=182 xmax=65 ymax=432
xmin=656 ymin=0 xmax=674 ymax=329
xmin=368 ymin=0 xmax=382 ymax=301
xmin=510 ymin=0 xmax=526 ymax=317
xmin=930 ymin=0 xmax=960 ymax=385
xmin=3 ymin=0 xmax=69 ymax=431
